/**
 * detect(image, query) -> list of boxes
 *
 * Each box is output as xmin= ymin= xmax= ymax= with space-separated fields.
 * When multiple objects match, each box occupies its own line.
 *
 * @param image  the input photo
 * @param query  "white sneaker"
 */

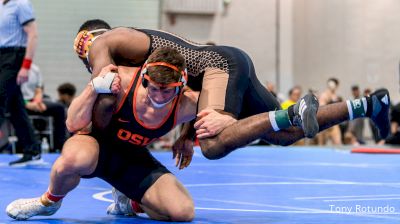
xmin=106 ymin=188 xmax=136 ymax=216
xmin=6 ymin=197 xmax=62 ymax=220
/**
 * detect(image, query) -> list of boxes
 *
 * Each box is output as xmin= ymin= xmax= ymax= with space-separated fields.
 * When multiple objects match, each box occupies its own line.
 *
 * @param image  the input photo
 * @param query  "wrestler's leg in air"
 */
xmin=197 ymin=58 xmax=390 ymax=159
xmin=200 ymin=89 xmax=389 ymax=159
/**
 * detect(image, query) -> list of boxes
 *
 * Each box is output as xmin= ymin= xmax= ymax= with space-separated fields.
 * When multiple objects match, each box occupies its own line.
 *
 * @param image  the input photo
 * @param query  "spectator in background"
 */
xmin=0 ymin=0 xmax=42 ymax=165
xmin=281 ymin=86 xmax=302 ymax=110
xmin=281 ymin=85 xmax=305 ymax=145
xmin=57 ymin=82 xmax=76 ymax=108
xmin=265 ymin=81 xmax=277 ymax=98
xmin=265 ymin=81 xmax=284 ymax=102
xmin=21 ymin=64 xmax=67 ymax=152
xmin=315 ymin=78 xmax=343 ymax=145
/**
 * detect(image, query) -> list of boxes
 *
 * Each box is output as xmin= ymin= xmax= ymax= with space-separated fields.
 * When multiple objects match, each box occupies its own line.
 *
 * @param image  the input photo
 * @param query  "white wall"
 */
xmin=294 ymin=0 xmax=400 ymax=102
xmin=31 ymin=0 xmax=160 ymax=99
xmin=30 ymin=0 xmax=400 ymax=104
xmin=161 ymin=0 xmax=278 ymax=88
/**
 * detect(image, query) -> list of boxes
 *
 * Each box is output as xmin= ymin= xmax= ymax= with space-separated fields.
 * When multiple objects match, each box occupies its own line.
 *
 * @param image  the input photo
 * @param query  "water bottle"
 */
xmin=41 ymin=137 xmax=49 ymax=154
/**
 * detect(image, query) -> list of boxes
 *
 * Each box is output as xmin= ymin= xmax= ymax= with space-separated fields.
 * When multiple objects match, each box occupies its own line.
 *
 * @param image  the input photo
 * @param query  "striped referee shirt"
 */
xmin=0 ymin=0 xmax=35 ymax=48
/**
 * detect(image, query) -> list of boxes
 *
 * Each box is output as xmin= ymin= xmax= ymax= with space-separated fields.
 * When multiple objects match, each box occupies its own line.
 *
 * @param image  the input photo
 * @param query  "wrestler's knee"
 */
xmin=53 ymin=156 xmax=81 ymax=177
xmin=168 ymin=199 xmax=194 ymax=222
xmin=56 ymin=136 xmax=98 ymax=175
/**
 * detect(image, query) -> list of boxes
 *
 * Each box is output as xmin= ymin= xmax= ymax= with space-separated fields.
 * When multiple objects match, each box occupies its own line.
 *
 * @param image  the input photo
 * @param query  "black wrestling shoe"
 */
xmin=9 ymin=153 xmax=43 ymax=167
xmin=368 ymin=88 xmax=390 ymax=139
xmin=292 ymin=93 xmax=319 ymax=138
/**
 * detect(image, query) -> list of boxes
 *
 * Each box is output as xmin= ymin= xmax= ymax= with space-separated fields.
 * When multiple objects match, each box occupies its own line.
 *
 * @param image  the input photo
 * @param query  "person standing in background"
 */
xmin=0 ymin=0 xmax=42 ymax=165
xmin=315 ymin=78 xmax=343 ymax=145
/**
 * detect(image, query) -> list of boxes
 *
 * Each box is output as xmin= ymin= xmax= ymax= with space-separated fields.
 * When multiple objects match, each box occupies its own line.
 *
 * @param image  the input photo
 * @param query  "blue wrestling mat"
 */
xmin=1 ymin=146 xmax=400 ymax=224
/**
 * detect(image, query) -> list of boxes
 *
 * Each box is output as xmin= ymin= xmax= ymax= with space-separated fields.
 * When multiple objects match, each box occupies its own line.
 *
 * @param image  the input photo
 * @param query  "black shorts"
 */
xmin=189 ymin=46 xmax=281 ymax=118
xmin=82 ymin=133 xmax=171 ymax=201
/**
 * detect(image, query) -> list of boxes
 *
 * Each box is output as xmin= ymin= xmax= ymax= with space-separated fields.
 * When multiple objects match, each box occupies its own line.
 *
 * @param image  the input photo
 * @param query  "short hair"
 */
xmin=146 ymin=47 xmax=186 ymax=86
xmin=57 ymin=83 xmax=76 ymax=96
xmin=351 ymin=85 xmax=359 ymax=91
xmin=328 ymin=77 xmax=339 ymax=86
xmin=288 ymin=85 xmax=302 ymax=96
xmin=78 ymin=19 xmax=111 ymax=33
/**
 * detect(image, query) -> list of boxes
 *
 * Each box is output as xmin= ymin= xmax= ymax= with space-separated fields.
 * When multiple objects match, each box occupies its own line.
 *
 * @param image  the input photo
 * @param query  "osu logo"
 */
xmin=117 ymin=129 xmax=155 ymax=146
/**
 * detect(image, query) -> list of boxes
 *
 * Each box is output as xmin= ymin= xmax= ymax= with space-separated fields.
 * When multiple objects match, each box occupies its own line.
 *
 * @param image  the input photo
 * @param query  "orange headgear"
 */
xmin=140 ymin=61 xmax=188 ymax=90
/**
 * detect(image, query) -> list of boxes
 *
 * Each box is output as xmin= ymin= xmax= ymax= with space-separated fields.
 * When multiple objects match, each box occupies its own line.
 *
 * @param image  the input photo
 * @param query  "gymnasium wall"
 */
xmin=161 ymin=0 xmax=278 ymax=90
xmin=29 ymin=0 xmax=400 ymax=103
xmin=293 ymin=0 xmax=400 ymax=102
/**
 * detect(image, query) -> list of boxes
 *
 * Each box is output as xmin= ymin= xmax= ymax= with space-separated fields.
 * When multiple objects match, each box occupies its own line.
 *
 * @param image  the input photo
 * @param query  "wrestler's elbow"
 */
xmin=66 ymin=119 xmax=89 ymax=133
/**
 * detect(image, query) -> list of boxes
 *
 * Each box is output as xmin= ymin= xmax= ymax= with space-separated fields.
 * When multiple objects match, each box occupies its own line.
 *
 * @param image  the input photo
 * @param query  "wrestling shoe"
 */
xmin=292 ymin=93 xmax=319 ymax=138
xmin=6 ymin=197 xmax=62 ymax=220
xmin=107 ymin=188 xmax=140 ymax=216
xmin=9 ymin=153 xmax=43 ymax=167
xmin=368 ymin=88 xmax=390 ymax=139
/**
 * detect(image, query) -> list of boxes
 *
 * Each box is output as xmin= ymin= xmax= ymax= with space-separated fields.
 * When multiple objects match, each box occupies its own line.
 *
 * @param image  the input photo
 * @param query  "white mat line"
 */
xmin=296 ymin=194 xmax=400 ymax=200
xmin=196 ymin=198 xmax=400 ymax=220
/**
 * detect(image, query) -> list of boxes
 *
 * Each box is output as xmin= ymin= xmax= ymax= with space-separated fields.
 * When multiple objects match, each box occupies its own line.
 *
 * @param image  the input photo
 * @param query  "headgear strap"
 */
xmin=141 ymin=61 xmax=188 ymax=88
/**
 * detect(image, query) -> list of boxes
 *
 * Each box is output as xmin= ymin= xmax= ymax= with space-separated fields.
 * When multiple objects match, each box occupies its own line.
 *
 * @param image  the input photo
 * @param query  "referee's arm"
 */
xmin=22 ymin=21 xmax=38 ymax=61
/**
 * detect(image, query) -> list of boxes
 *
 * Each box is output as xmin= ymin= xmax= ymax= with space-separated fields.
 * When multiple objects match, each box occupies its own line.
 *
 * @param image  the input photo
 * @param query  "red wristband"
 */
xmin=22 ymin=58 xmax=32 ymax=70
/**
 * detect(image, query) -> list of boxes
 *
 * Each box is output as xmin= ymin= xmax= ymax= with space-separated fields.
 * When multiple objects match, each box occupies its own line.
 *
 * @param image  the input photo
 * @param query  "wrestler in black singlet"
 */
xmin=133 ymin=28 xmax=281 ymax=118
xmin=82 ymin=68 xmax=181 ymax=201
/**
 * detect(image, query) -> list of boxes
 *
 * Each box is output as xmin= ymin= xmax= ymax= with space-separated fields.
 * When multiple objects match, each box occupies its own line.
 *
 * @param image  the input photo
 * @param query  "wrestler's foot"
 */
xmin=107 ymin=188 xmax=142 ymax=216
xmin=368 ymin=88 xmax=390 ymax=139
xmin=6 ymin=197 xmax=61 ymax=220
xmin=292 ymin=93 xmax=319 ymax=138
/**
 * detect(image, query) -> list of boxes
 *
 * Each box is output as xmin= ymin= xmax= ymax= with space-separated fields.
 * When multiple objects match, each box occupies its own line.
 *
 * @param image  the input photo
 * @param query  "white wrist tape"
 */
xmin=91 ymin=72 xmax=116 ymax=93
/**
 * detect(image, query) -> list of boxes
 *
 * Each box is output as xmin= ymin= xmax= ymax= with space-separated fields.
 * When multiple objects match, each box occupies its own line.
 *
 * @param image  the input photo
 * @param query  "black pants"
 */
xmin=27 ymin=100 xmax=67 ymax=151
xmin=0 ymin=48 xmax=40 ymax=154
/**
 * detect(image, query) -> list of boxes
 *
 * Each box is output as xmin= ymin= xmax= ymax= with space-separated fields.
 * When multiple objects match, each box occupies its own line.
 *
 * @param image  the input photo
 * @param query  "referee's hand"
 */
xmin=17 ymin=68 xmax=29 ymax=85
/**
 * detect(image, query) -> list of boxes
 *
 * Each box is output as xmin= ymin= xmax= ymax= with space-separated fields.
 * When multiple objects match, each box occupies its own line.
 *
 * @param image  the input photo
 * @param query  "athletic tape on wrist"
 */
xmin=92 ymin=72 xmax=116 ymax=93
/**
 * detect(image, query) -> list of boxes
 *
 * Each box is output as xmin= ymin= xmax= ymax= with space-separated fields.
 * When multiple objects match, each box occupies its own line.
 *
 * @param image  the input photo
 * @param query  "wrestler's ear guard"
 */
xmin=73 ymin=29 xmax=109 ymax=59
xmin=141 ymin=63 xmax=149 ymax=88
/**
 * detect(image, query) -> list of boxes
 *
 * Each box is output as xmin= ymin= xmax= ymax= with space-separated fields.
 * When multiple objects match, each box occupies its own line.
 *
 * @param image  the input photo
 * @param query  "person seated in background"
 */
xmin=20 ymin=64 xmax=67 ymax=152
xmin=57 ymin=82 xmax=76 ymax=108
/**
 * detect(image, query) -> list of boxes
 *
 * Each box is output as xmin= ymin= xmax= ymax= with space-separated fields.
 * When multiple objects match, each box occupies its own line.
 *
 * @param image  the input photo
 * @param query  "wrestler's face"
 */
xmin=146 ymin=83 xmax=177 ymax=105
